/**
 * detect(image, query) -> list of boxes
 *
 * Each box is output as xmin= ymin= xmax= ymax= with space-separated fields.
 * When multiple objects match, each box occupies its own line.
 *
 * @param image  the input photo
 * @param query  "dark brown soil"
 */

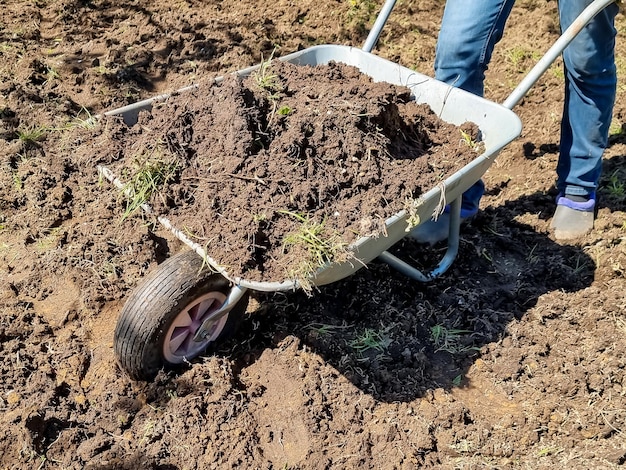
xmin=98 ymin=59 xmax=479 ymax=284
xmin=1 ymin=1 xmax=625 ymax=469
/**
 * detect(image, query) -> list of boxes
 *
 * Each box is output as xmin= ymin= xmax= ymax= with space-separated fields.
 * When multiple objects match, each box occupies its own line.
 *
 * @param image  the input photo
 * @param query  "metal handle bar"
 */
xmin=503 ymin=0 xmax=617 ymax=110
xmin=362 ymin=0 xmax=398 ymax=52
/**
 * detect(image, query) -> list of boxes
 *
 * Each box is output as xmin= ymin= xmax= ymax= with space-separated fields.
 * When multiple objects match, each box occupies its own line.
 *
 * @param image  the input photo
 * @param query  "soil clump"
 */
xmin=100 ymin=60 xmax=478 ymax=283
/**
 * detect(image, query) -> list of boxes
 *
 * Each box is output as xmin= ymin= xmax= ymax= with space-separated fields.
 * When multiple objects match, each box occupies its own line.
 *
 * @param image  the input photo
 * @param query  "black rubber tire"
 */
xmin=113 ymin=250 xmax=249 ymax=381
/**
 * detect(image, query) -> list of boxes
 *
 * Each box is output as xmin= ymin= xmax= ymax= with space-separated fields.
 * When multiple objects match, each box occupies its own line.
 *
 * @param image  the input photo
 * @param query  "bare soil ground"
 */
xmin=0 ymin=1 xmax=625 ymax=469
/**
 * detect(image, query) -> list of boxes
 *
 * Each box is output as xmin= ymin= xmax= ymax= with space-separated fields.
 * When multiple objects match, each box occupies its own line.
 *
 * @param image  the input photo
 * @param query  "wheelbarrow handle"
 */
xmin=503 ymin=0 xmax=617 ymax=109
xmin=362 ymin=0 xmax=397 ymax=53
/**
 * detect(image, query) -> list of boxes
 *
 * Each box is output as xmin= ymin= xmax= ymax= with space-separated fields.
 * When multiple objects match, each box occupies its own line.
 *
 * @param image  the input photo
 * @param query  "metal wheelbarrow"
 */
xmin=98 ymin=0 xmax=615 ymax=380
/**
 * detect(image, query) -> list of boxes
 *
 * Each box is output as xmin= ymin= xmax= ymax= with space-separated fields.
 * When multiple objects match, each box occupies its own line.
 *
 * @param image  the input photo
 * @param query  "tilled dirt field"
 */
xmin=0 ymin=1 xmax=625 ymax=469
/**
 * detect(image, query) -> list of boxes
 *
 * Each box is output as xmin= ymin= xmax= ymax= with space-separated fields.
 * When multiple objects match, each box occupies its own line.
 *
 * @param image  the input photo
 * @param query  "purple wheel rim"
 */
xmin=163 ymin=291 xmax=228 ymax=364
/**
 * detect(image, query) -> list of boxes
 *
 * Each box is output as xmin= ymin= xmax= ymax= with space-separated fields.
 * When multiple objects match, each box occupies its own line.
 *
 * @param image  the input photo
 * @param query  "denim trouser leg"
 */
xmin=435 ymin=0 xmax=617 ymax=208
xmin=435 ymin=0 xmax=516 ymax=216
xmin=558 ymin=0 xmax=618 ymax=198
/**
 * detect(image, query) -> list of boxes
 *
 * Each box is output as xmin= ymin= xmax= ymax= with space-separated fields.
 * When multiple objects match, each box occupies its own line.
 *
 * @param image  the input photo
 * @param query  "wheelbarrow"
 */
xmin=98 ymin=0 xmax=615 ymax=380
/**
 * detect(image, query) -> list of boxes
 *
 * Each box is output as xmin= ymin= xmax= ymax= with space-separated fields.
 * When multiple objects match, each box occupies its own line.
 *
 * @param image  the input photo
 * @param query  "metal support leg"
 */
xmin=377 ymin=198 xmax=462 ymax=282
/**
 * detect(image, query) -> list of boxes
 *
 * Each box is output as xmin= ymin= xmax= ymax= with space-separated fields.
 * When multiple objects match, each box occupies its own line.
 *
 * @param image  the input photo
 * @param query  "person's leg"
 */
xmin=558 ymin=0 xmax=617 ymax=197
xmin=410 ymin=0 xmax=515 ymax=245
xmin=551 ymin=0 xmax=618 ymax=239
xmin=436 ymin=0 xmax=516 ymax=216
xmin=435 ymin=0 xmax=516 ymax=96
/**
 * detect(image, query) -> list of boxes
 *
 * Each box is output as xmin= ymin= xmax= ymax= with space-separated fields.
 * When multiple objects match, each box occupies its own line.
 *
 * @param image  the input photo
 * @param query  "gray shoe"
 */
xmin=550 ymin=193 xmax=595 ymax=240
xmin=408 ymin=212 xmax=466 ymax=246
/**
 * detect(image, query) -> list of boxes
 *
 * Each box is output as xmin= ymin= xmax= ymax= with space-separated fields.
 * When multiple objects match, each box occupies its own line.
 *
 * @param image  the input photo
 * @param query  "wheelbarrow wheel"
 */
xmin=113 ymin=250 xmax=249 ymax=381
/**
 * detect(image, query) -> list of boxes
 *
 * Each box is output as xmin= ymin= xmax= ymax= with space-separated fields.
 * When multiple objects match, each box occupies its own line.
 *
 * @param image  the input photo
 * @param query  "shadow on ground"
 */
xmin=189 ymin=190 xmax=599 ymax=403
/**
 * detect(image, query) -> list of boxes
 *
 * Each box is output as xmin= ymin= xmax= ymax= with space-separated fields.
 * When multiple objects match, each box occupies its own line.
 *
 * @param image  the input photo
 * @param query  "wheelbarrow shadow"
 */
xmin=226 ymin=190 xmax=597 ymax=404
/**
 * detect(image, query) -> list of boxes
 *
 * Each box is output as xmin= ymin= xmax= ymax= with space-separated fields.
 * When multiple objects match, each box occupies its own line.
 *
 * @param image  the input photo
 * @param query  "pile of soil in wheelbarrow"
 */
xmin=96 ymin=59 xmax=480 ymax=285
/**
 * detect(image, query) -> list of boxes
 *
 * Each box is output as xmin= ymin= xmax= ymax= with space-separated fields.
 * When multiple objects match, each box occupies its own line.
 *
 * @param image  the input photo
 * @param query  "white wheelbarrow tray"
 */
xmin=99 ymin=45 xmax=521 ymax=289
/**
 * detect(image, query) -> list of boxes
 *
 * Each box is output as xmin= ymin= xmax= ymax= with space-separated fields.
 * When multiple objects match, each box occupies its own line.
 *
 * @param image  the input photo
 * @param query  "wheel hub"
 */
xmin=163 ymin=291 xmax=228 ymax=363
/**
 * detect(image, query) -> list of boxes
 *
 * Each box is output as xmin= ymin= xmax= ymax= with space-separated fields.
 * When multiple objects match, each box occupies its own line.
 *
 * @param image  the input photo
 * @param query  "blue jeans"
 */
xmin=435 ymin=0 xmax=618 ymax=213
